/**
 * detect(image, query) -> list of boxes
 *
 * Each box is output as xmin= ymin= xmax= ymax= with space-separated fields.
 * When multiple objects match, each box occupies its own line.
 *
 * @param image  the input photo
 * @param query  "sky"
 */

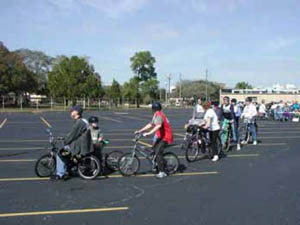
xmin=0 ymin=0 xmax=299 ymax=88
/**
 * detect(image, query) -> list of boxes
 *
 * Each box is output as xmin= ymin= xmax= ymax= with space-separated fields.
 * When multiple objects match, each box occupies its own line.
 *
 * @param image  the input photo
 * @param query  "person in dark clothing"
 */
xmin=220 ymin=96 xmax=237 ymax=143
xmin=51 ymin=106 xmax=90 ymax=180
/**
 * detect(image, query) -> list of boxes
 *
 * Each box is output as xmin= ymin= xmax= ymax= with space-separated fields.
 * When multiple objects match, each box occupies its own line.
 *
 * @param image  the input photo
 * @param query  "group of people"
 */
xmin=52 ymin=97 xmax=260 ymax=181
xmin=185 ymin=96 xmax=258 ymax=158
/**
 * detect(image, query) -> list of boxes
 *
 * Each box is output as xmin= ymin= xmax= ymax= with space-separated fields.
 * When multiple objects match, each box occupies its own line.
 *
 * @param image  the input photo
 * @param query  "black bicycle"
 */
xmin=118 ymin=133 xmax=179 ymax=176
xmin=35 ymin=129 xmax=122 ymax=179
xmin=182 ymin=125 xmax=216 ymax=162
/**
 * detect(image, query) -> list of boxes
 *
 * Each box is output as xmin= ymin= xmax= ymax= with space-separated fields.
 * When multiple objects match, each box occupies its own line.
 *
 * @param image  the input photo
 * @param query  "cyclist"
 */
xmin=88 ymin=116 xmax=104 ymax=149
xmin=241 ymin=97 xmax=258 ymax=145
xmin=220 ymin=96 xmax=237 ymax=144
xmin=258 ymin=100 xmax=267 ymax=119
xmin=135 ymin=102 xmax=173 ymax=178
xmin=51 ymin=106 xmax=89 ymax=180
xmin=202 ymin=102 xmax=221 ymax=162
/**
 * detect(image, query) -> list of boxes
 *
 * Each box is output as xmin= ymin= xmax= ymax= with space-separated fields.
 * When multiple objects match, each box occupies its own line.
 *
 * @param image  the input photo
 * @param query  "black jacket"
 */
xmin=64 ymin=118 xmax=93 ymax=156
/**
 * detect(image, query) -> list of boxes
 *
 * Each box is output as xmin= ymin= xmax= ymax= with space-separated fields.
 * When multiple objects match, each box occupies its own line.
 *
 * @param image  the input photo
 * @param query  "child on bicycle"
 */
xmin=88 ymin=116 xmax=104 ymax=150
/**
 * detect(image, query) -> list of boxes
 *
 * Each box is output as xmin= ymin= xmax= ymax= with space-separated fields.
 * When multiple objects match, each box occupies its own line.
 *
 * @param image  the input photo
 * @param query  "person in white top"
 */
xmin=241 ymin=97 xmax=258 ymax=145
xmin=184 ymin=98 xmax=205 ymax=129
xmin=258 ymin=100 xmax=266 ymax=118
xmin=203 ymin=102 xmax=221 ymax=162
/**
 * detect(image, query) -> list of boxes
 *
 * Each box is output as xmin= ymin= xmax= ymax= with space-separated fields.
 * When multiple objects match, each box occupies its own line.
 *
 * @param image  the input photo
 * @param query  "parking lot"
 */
xmin=0 ymin=109 xmax=299 ymax=225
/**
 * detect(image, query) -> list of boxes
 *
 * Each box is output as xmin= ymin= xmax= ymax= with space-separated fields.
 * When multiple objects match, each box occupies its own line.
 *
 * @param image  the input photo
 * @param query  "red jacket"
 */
xmin=153 ymin=111 xmax=173 ymax=144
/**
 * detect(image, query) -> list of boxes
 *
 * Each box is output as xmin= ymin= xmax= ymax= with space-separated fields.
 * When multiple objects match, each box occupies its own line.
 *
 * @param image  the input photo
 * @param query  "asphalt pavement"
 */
xmin=0 ymin=109 xmax=299 ymax=225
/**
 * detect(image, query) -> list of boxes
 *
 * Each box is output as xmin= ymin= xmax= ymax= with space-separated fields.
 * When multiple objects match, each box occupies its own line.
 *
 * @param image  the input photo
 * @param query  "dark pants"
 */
xmin=153 ymin=139 xmax=167 ymax=173
xmin=209 ymin=130 xmax=220 ymax=156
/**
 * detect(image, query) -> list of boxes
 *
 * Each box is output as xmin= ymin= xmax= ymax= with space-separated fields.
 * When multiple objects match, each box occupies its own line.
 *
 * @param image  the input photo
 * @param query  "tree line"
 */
xmin=1 ymin=41 xmax=251 ymax=106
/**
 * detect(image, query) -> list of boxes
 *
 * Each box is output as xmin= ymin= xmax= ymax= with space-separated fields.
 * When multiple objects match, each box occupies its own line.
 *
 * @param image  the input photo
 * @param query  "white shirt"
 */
xmin=259 ymin=104 xmax=266 ymax=114
xmin=204 ymin=109 xmax=220 ymax=131
xmin=241 ymin=103 xmax=258 ymax=122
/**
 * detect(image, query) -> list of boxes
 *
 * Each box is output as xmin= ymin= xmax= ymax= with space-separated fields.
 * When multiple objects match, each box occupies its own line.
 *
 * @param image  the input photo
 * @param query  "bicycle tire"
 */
xmin=105 ymin=151 xmax=123 ymax=171
xmin=77 ymin=155 xmax=100 ymax=180
xmin=35 ymin=154 xmax=56 ymax=177
xmin=118 ymin=153 xmax=140 ymax=176
xmin=163 ymin=152 xmax=179 ymax=175
xmin=185 ymin=140 xmax=200 ymax=162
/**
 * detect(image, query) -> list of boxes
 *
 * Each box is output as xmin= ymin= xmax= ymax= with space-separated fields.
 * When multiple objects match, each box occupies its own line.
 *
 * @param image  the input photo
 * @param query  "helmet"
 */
xmin=71 ymin=105 xmax=83 ymax=115
xmin=231 ymin=98 xmax=237 ymax=103
xmin=152 ymin=102 xmax=162 ymax=111
xmin=88 ymin=116 xmax=99 ymax=123
xmin=246 ymin=97 xmax=252 ymax=102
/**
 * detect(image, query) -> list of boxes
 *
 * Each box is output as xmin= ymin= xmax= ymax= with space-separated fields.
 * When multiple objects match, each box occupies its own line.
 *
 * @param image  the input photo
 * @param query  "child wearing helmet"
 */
xmin=88 ymin=116 xmax=104 ymax=149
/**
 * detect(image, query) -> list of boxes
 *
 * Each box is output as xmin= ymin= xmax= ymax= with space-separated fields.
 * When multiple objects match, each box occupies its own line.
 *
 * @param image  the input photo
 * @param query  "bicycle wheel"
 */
xmin=77 ymin=155 xmax=100 ymax=180
xmin=118 ymin=153 xmax=140 ymax=176
xmin=163 ymin=152 xmax=179 ymax=175
xmin=105 ymin=151 xmax=123 ymax=171
xmin=35 ymin=154 xmax=56 ymax=177
xmin=185 ymin=140 xmax=200 ymax=162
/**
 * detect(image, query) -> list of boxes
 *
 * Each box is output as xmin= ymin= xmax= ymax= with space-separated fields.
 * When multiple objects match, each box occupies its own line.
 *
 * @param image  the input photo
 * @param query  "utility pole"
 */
xmin=179 ymin=73 xmax=182 ymax=99
xmin=166 ymin=74 xmax=171 ymax=103
xmin=205 ymin=69 xmax=208 ymax=101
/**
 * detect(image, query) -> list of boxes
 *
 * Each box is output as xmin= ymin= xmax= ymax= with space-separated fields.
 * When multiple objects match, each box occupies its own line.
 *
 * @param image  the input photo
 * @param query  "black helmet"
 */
xmin=152 ymin=102 xmax=162 ymax=111
xmin=71 ymin=105 xmax=83 ymax=115
xmin=246 ymin=97 xmax=252 ymax=102
xmin=88 ymin=116 xmax=99 ymax=123
xmin=231 ymin=98 xmax=237 ymax=103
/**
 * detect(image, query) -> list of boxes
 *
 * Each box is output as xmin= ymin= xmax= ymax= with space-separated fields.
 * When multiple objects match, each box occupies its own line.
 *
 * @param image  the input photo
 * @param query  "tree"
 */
xmin=14 ymin=49 xmax=53 ymax=94
xmin=107 ymin=79 xmax=122 ymax=106
xmin=48 ymin=56 xmax=103 ymax=103
xmin=130 ymin=51 xmax=157 ymax=82
xmin=0 ymin=42 xmax=38 ymax=96
xmin=122 ymin=77 xmax=140 ymax=105
xmin=141 ymin=78 xmax=159 ymax=104
xmin=172 ymin=79 xmax=223 ymax=101
xmin=129 ymin=51 xmax=158 ymax=107
xmin=235 ymin=82 xmax=253 ymax=89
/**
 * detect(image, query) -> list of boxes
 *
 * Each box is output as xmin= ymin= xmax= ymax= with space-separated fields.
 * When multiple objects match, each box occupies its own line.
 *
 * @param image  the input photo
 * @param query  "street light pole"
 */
xmin=205 ymin=69 xmax=208 ymax=101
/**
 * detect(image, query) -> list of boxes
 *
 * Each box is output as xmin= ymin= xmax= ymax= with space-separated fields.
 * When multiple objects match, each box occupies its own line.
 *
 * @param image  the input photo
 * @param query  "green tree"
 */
xmin=130 ymin=51 xmax=157 ymax=82
xmin=141 ymin=78 xmax=159 ymax=104
xmin=108 ymin=79 xmax=122 ymax=106
xmin=235 ymin=82 xmax=253 ymax=89
xmin=14 ymin=49 xmax=53 ymax=94
xmin=122 ymin=77 xmax=140 ymax=105
xmin=0 ymin=42 xmax=38 ymax=96
xmin=48 ymin=56 xmax=103 ymax=103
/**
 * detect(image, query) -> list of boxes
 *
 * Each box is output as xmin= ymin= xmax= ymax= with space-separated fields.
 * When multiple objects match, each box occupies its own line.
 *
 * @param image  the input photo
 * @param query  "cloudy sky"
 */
xmin=1 ymin=0 xmax=299 ymax=87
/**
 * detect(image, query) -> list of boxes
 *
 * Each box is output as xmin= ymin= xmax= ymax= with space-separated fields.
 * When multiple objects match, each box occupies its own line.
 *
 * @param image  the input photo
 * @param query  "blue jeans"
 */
xmin=245 ymin=123 xmax=257 ymax=142
xmin=56 ymin=154 xmax=66 ymax=177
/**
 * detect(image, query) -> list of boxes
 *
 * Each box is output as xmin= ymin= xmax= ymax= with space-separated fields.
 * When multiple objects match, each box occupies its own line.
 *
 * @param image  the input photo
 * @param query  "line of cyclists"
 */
xmin=43 ymin=98 xmax=259 ymax=180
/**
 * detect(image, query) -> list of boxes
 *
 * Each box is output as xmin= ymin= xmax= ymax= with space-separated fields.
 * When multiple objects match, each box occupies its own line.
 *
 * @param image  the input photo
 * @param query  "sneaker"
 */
xmin=212 ymin=155 xmax=219 ymax=162
xmin=155 ymin=172 xmax=167 ymax=179
xmin=237 ymin=144 xmax=241 ymax=151
xmin=253 ymin=141 xmax=257 ymax=145
xmin=241 ymin=140 xmax=248 ymax=145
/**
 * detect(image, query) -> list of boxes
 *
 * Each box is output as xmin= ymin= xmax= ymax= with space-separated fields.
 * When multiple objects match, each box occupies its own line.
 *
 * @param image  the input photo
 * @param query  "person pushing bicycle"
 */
xmin=135 ymin=102 xmax=173 ymax=178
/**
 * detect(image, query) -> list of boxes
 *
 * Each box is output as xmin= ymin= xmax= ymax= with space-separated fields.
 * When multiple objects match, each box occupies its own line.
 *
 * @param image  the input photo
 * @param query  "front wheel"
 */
xmin=77 ymin=155 xmax=100 ymax=180
xmin=35 ymin=154 xmax=56 ymax=177
xmin=105 ymin=151 xmax=123 ymax=171
xmin=118 ymin=153 xmax=140 ymax=176
xmin=185 ymin=140 xmax=200 ymax=162
xmin=163 ymin=152 xmax=179 ymax=175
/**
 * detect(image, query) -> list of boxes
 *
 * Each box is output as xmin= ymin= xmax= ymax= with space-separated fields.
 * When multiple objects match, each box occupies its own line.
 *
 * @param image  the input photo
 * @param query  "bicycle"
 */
xmin=35 ymin=129 xmax=122 ymax=179
xmin=118 ymin=133 xmax=179 ymax=176
xmin=182 ymin=125 xmax=213 ymax=162
xmin=220 ymin=119 xmax=233 ymax=152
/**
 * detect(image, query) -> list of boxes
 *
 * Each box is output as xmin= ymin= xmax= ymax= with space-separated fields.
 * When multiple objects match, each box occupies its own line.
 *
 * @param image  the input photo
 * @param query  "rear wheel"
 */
xmin=77 ymin=155 xmax=100 ymax=180
xmin=35 ymin=154 xmax=56 ymax=177
xmin=118 ymin=153 xmax=140 ymax=176
xmin=163 ymin=152 xmax=179 ymax=175
xmin=105 ymin=151 xmax=123 ymax=171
